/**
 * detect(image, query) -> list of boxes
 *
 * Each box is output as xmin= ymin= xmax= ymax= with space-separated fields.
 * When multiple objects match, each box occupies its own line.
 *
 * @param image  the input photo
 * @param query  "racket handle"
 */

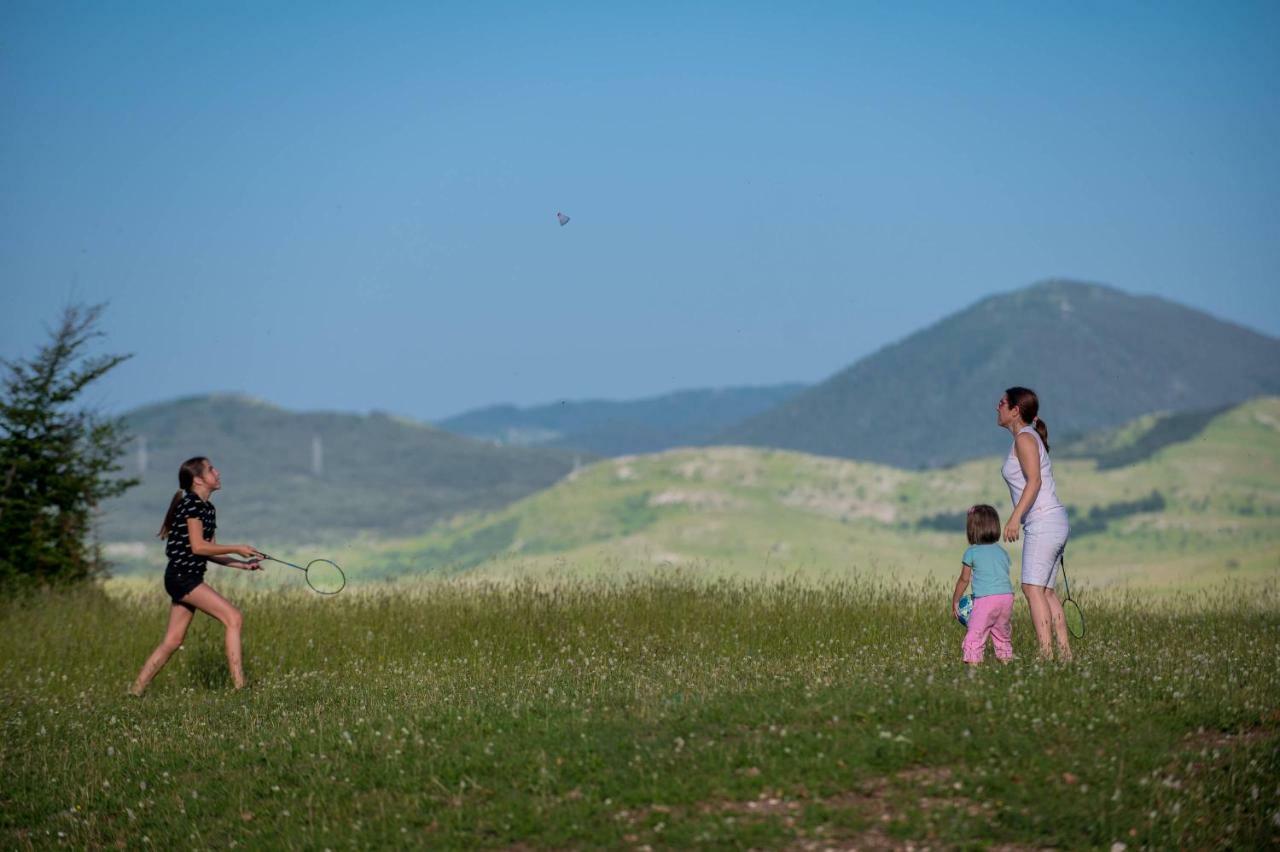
xmin=259 ymin=553 xmax=306 ymax=572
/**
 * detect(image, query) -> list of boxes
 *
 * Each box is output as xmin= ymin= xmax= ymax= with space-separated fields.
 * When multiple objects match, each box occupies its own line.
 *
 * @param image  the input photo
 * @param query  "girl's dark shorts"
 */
xmin=164 ymin=571 xmax=205 ymax=609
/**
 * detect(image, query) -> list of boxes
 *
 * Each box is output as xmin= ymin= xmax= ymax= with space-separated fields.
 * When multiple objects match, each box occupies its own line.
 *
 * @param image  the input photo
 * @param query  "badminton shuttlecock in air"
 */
xmin=556 ymin=211 xmax=570 ymax=227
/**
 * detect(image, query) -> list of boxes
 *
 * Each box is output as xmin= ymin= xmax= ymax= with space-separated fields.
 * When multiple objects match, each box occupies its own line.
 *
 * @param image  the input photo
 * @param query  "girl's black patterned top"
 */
xmin=165 ymin=491 xmax=216 ymax=578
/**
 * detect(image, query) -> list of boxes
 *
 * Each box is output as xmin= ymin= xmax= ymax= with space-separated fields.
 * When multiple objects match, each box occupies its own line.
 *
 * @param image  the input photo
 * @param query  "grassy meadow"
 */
xmin=3 ymin=578 xmax=1278 ymax=849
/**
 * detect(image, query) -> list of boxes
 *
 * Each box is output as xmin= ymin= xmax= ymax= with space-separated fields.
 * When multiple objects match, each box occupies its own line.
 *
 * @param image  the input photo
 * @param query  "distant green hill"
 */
xmin=718 ymin=281 xmax=1280 ymax=468
xmin=1056 ymin=404 xmax=1233 ymax=470
xmin=335 ymin=397 xmax=1280 ymax=593
xmin=99 ymin=394 xmax=585 ymax=548
xmin=438 ymin=383 xmax=807 ymax=456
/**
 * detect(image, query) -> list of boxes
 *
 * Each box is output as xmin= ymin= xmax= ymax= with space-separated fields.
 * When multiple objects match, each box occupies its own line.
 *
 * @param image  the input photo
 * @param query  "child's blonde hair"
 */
xmin=966 ymin=504 xmax=1001 ymax=545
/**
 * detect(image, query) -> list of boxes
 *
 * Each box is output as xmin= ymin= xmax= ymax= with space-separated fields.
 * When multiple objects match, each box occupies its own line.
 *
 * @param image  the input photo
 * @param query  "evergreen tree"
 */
xmin=0 ymin=304 xmax=138 ymax=590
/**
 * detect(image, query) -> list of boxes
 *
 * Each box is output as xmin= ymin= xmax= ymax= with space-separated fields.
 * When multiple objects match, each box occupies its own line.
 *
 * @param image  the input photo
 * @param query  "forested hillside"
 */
xmin=719 ymin=281 xmax=1280 ymax=467
xmin=100 ymin=394 xmax=585 ymax=545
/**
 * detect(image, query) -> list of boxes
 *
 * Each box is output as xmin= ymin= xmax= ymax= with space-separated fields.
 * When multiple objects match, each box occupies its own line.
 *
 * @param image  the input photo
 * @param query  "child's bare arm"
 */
xmin=205 ymin=532 xmax=262 ymax=569
xmin=951 ymin=564 xmax=973 ymax=616
xmin=186 ymin=518 xmax=258 ymax=559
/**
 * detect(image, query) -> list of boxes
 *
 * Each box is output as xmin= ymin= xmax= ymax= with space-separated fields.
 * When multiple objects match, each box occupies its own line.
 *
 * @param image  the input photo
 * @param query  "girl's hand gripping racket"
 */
xmin=1059 ymin=550 xmax=1085 ymax=639
xmin=257 ymin=552 xmax=346 ymax=595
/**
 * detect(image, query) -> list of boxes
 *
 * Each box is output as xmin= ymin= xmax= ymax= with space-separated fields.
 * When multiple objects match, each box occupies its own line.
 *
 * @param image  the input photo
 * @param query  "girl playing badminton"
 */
xmin=951 ymin=504 xmax=1015 ymax=665
xmin=997 ymin=386 xmax=1072 ymax=661
xmin=130 ymin=457 xmax=262 ymax=695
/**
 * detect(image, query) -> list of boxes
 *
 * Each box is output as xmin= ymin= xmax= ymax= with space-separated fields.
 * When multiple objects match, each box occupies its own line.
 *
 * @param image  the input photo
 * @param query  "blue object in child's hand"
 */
xmin=956 ymin=594 xmax=973 ymax=627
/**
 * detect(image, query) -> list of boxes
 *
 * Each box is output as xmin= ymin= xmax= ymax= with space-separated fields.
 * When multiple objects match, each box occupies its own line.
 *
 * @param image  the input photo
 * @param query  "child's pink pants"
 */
xmin=963 ymin=593 xmax=1013 ymax=663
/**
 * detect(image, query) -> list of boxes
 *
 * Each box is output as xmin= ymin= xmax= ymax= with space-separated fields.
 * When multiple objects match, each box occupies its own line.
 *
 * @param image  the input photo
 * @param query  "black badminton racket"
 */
xmin=257 ymin=552 xmax=346 ymax=595
xmin=1059 ymin=549 xmax=1084 ymax=639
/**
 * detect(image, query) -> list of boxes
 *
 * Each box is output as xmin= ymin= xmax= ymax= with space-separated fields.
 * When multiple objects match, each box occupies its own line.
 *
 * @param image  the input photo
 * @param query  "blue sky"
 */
xmin=3 ymin=2 xmax=1278 ymax=421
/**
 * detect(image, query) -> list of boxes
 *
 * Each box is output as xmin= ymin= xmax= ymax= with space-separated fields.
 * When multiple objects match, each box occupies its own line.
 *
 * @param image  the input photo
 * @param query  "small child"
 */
xmin=951 ymin=504 xmax=1014 ymax=664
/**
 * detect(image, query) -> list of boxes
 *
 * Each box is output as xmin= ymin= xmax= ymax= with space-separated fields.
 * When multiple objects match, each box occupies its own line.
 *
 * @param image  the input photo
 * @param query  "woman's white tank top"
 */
xmin=1001 ymin=425 xmax=1064 ymax=522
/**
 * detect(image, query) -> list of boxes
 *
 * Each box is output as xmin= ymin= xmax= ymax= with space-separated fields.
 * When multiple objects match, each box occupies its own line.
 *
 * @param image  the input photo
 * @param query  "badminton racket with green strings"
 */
xmin=256 ymin=552 xmax=346 ymax=595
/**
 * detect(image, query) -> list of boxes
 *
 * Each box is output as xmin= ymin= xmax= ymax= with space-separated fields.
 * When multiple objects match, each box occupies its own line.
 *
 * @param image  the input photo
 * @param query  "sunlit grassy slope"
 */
xmin=320 ymin=397 xmax=1280 ymax=593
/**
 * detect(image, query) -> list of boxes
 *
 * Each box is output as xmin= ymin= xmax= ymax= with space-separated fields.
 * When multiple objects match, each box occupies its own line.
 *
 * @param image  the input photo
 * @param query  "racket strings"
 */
xmin=258 ymin=553 xmax=346 ymax=595
xmin=305 ymin=559 xmax=346 ymax=595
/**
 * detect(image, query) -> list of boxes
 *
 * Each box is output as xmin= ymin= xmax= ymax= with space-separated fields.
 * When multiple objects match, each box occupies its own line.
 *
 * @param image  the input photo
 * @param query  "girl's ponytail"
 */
xmin=157 ymin=490 xmax=184 ymax=539
xmin=157 ymin=456 xmax=209 ymax=539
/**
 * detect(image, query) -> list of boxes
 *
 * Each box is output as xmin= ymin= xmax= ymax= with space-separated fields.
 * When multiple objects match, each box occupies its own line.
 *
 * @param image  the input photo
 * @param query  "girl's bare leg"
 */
xmin=1021 ymin=583 xmax=1054 ymax=660
xmin=130 ymin=604 xmax=195 ymax=695
xmin=181 ymin=584 xmax=247 ymax=689
xmin=1043 ymin=588 xmax=1073 ymax=661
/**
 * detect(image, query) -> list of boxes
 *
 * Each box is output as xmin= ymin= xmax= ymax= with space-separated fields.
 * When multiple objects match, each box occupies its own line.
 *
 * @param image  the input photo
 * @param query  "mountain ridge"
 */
xmin=437 ymin=383 xmax=807 ymax=456
xmin=717 ymin=280 xmax=1280 ymax=467
xmin=101 ymin=394 xmax=586 ymax=545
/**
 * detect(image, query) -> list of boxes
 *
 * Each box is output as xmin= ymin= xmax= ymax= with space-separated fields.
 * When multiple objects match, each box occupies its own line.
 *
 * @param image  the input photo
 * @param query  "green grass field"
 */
xmin=3 ymin=579 xmax=1277 ymax=849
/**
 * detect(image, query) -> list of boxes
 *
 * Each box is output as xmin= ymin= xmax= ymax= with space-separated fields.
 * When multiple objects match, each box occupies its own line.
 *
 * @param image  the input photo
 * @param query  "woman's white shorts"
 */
xmin=1021 ymin=508 xmax=1070 ymax=587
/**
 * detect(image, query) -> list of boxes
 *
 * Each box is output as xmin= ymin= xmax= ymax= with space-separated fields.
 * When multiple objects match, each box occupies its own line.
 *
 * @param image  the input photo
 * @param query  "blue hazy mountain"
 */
xmin=437 ymin=384 xmax=808 ymax=457
xmin=717 ymin=280 xmax=1280 ymax=468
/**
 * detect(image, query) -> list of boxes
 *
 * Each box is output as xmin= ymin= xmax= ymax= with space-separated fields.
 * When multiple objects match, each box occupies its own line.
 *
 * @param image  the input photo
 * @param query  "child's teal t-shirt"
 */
xmin=962 ymin=544 xmax=1013 ymax=598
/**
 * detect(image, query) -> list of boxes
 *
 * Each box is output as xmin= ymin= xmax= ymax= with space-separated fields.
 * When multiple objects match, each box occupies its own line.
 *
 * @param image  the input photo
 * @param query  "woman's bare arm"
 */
xmin=1004 ymin=433 xmax=1041 ymax=541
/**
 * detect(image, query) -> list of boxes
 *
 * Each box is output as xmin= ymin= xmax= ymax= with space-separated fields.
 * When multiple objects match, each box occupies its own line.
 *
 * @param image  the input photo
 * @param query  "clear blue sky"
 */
xmin=3 ymin=1 xmax=1278 ymax=421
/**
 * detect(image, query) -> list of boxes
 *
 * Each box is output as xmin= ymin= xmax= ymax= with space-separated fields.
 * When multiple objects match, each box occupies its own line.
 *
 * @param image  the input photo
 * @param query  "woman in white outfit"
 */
xmin=997 ymin=386 xmax=1072 ymax=661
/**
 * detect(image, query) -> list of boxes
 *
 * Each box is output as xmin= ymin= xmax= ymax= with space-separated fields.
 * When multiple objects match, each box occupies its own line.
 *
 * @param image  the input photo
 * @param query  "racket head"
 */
xmin=305 ymin=559 xmax=346 ymax=595
xmin=1063 ymin=598 xmax=1085 ymax=639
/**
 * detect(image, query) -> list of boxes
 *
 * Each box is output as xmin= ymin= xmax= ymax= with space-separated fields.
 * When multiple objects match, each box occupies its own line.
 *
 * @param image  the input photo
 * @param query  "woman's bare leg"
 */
xmin=1043 ymin=588 xmax=1073 ymax=661
xmin=130 ymin=604 xmax=195 ymax=695
xmin=181 ymin=584 xmax=247 ymax=689
xmin=1021 ymin=583 xmax=1054 ymax=659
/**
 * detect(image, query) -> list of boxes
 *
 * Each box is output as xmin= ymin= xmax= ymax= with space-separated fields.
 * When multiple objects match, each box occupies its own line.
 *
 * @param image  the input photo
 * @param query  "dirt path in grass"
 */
xmin=607 ymin=765 xmax=1051 ymax=851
